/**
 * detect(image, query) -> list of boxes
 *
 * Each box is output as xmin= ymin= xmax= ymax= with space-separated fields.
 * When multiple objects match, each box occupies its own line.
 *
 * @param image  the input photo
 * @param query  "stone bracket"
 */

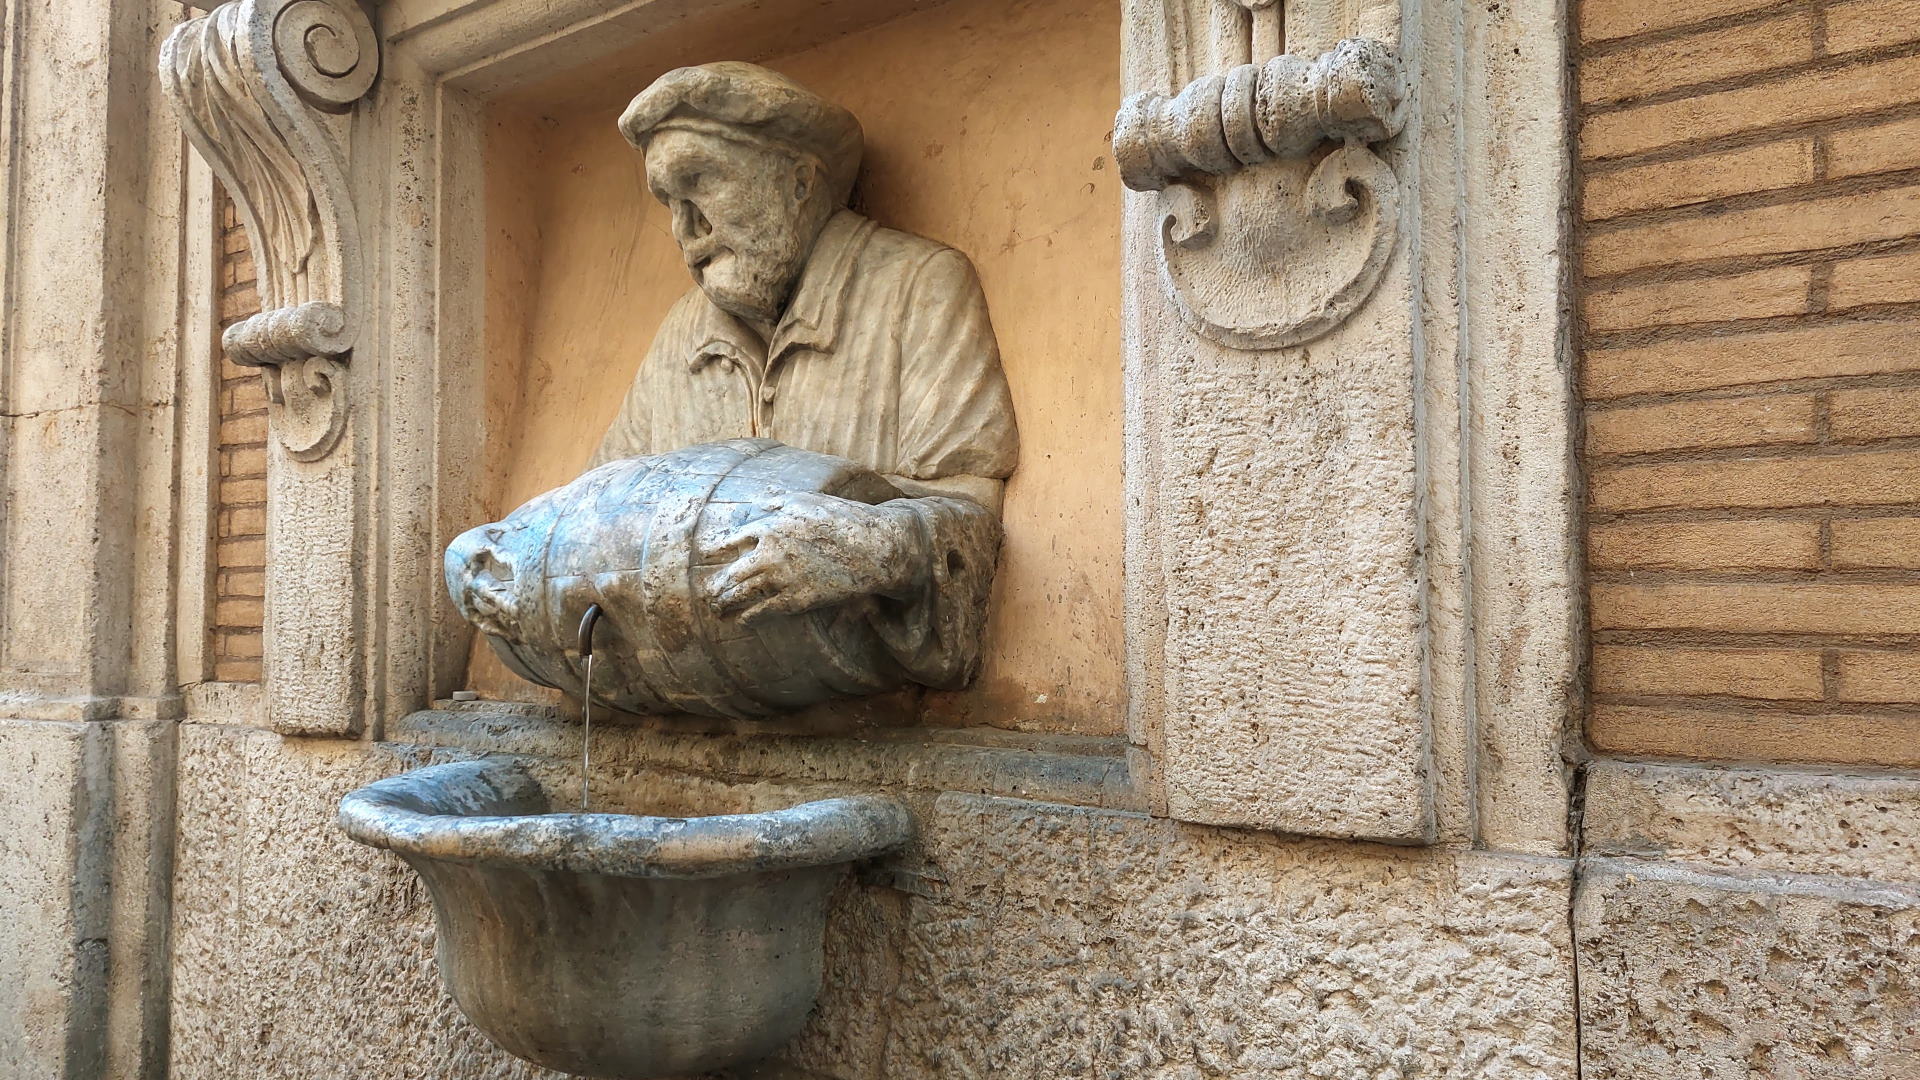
xmin=1113 ymin=35 xmax=1406 ymax=350
xmin=160 ymin=0 xmax=379 ymax=462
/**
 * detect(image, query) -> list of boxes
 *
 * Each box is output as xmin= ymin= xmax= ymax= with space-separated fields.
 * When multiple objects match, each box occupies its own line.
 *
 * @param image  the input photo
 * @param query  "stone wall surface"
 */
xmin=1119 ymin=0 xmax=1434 ymax=841
xmin=0 ymin=720 xmax=95 ymax=1079
xmin=1582 ymin=760 xmax=1920 ymax=882
xmin=1570 ymin=0 xmax=1920 ymax=1064
xmin=1575 ymin=858 xmax=1920 ymax=1079
xmin=0 ymin=716 xmax=176 ymax=1080
xmin=165 ymin=718 xmax=1920 ymax=1080
xmin=0 ymin=0 xmax=194 ymax=1072
xmin=167 ymin=723 xmax=558 ymax=1080
xmin=163 ymin=721 xmax=1579 ymax=1080
xmin=803 ymin=796 xmax=1578 ymax=1079
xmin=8 ymin=0 xmax=1920 ymax=1078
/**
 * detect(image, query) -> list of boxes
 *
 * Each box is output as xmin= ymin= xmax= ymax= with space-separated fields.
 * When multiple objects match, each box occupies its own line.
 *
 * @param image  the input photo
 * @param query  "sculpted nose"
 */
xmin=675 ymin=199 xmax=712 ymax=243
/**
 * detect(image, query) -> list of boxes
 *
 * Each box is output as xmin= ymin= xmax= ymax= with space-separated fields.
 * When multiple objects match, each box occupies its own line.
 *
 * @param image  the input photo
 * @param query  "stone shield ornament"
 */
xmin=1114 ymin=37 xmax=1408 ymax=351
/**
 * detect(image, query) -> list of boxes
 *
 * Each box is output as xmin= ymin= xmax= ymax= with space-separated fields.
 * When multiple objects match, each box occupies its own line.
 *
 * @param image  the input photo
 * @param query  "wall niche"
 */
xmin=467 ymin=0 xmax=1125 ymax=736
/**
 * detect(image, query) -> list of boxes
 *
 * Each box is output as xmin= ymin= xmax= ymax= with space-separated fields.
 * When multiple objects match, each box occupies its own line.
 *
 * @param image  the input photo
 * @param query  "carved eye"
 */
xmin=472 ymin=550 xmax=514 ymax=582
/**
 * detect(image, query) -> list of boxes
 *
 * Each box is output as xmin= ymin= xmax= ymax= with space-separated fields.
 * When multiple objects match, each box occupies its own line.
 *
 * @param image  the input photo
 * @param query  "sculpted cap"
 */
xmin=619 ymin=62 xmax=864 ymax=205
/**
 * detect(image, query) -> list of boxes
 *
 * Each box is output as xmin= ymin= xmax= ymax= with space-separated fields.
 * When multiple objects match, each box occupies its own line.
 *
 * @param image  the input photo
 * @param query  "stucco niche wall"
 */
xmin=466 ymin=0 xmax=1126 ymax=736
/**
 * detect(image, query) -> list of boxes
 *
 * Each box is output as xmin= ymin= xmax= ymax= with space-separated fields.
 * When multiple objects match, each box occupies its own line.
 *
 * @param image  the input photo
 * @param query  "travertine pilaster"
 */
xmin=1119 ymin=0 xmax=1431 ymax=840
xmin=1118 ymin=0 xmax=1579 ymax=849
xmin=0 ymin=3 xmax=194 ymax=1074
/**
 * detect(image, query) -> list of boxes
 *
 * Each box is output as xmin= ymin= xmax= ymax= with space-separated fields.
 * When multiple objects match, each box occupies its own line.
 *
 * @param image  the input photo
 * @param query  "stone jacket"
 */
xmin=592 ymin=209 xmax=1019 ymax=493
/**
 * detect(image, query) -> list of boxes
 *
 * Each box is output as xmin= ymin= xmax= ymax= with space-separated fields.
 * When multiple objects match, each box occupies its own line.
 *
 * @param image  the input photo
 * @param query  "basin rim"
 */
xmin=339 ymin=758 xmax=913 ymax=878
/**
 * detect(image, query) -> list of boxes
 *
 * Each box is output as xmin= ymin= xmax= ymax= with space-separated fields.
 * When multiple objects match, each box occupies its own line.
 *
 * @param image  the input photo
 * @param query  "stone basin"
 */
xmin=338 ymin=759 xmax=912 ymax=1079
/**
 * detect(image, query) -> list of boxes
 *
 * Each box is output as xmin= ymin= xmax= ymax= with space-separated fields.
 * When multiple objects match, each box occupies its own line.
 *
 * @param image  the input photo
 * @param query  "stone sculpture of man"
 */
xmin=441 ymin=62 xmax=1021 ymax=715
xmin=592 ymin=63 xmax=1018 ymax=637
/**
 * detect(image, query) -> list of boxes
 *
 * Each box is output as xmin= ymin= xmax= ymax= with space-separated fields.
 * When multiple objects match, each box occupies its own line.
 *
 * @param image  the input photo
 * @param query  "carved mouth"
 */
xmin=686 ymin=245 xmax=726 ymax=274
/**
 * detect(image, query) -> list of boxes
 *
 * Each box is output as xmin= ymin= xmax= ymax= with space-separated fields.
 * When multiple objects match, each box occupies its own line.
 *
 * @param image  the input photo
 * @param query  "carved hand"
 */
xmin=703 ymin=493 xmax=925 ymax=624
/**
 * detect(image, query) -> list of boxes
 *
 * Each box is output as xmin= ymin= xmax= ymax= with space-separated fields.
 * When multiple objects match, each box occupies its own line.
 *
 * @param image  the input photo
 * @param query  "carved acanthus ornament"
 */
xmin=161 ymin=0 xmax=379 ymax=461
xmin=1114 ymin=21 xmax=1406 ymax=350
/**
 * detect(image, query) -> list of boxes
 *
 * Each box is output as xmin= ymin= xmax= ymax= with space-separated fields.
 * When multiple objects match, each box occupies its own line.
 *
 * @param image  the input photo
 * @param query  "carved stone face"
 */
xmin=644 ymin=127 xmax=834 ymax=324
xmin=444 ymin=513 xmax=540 ymax=647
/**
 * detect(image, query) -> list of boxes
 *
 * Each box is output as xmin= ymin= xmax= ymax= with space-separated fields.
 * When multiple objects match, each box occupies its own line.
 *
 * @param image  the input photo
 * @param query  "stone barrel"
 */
xmin=446 ymin=438 xmax=912 ymax=720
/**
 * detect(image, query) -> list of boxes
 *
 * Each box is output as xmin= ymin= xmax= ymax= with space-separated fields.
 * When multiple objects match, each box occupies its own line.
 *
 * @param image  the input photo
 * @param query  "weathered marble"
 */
xmin=470 ymin=0 xmax=1127 ymax=734
xmin=450 ymin=63 xmax=1020 ymax=721
xmin=597 ymin=61 xmax=1018 ymax=501
xmin=1113 ymin=37 xmax=1407 ymax=349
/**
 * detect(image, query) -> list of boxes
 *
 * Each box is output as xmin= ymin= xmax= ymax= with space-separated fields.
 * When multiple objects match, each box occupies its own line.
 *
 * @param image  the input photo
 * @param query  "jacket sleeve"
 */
xmin=866 ymin=494 xmax=1003 ymax=689
xmin=893 ymin=248 xmax=1019 ymax=482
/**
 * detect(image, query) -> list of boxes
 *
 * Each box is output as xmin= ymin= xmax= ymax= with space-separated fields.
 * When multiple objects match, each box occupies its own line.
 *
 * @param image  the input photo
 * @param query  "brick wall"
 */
xmin=213 ymin=190 xmax=267 ymax=682
xmin=1577 ymin=0 xmax=1920 ymax=766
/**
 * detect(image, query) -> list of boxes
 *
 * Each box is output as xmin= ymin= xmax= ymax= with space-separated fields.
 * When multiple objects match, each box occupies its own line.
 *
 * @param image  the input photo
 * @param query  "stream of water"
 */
xmin=581 ymin=652 xmax=593 ymax=813
xmin=577 ymin=602 xmax=604 ymax=814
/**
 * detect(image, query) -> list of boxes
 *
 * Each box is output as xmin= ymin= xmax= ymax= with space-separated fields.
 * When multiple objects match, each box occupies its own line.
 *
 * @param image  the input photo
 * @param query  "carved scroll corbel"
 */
xmin=161 ymin=0 xmax=379 ymax=461
xmin=1114 ymin=36 xmax=1407 ymax=351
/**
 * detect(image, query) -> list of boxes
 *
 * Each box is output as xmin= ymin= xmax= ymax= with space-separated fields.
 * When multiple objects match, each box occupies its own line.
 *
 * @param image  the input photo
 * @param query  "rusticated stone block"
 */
xmin=1582 ymin=762 xmax=1920 ymax=883
xmin=1576 ymin=858 xmax=1920 ymax=1079
xmin=792 ymin=794 xmax=1578 ymax=1079
xmin=168 ymin=724 xmax=557 ymax=1080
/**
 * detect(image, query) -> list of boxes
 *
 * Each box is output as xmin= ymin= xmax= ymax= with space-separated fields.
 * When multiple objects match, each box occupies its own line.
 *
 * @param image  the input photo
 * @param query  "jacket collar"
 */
xmin=687 ymin=210 xmax=877 ymax=374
